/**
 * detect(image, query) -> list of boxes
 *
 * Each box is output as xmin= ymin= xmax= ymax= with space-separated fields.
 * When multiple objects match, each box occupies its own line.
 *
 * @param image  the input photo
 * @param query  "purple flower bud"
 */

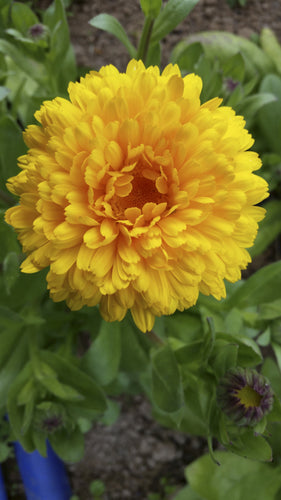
xmin=28 ymin=24 xmax=46 ymax=40
xmin=224 ymin=77 xmax=239 ymax=93
xmin=217 ymin=367 xmax=274 ymax=426
xmin=34 ymin=403 xmax=65 ymax=434
xmin=41 ymin=414 xmax=64 ymax=434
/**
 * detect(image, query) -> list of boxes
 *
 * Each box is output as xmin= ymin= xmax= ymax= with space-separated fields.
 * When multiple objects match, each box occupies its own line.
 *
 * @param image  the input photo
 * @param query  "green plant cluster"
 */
xmin=1 ymin=0 xmax=281 ymax=497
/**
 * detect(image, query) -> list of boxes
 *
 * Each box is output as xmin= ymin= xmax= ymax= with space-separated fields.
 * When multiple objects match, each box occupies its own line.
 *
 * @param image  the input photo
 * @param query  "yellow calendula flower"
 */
xmin=5 ymin=60 xmax=268 ymax=332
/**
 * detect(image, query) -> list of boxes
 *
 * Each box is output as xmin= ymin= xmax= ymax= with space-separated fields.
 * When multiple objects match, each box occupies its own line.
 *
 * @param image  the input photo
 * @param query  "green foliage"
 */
xmin=184 ymin=451 xmax=281 ymax=500
xmin=1 ymin=0 xmax=281 ymax=479
xmin=0 ymin=0 xmax=77 ymax=128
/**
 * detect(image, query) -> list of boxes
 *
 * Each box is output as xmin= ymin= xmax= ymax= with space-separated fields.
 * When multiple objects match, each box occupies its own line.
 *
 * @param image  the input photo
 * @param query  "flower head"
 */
xmin=217 ymin=367 xmax=274 ymax=426
xmin=28 ymin=23 xmax=47 ymax=40
xmin=34 ymin=402 xmax=65 ymax=434
xmin=5 ymin=60 xmax=268 ymax=331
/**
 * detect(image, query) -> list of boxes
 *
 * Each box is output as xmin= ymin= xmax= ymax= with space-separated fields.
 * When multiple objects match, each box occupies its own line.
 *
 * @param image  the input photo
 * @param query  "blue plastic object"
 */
xmin=14 ymin=441 xmax=72 ymax=500
xmin=0 ymin=465 xmax=7 ymax=500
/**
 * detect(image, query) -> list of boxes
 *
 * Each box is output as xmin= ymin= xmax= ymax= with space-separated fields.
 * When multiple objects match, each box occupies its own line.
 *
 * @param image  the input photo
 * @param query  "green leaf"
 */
xmin=173 ymin=340 xmax=203 ymax=365
xmin=236 ymin=92 xmax=277 ymax=125
xmin=39 ymin=376 xmax=84 ymax=402
xmin=151 ymin=344 xmax=183 ymax=413
xmin=0 ymin=334 xmax=28 ymax=409
xmin=3 ymin=251 xmax=20 ymax=294
xmin=40 ymin=351 xmax=107 ymax=413
xmin=257 ymin=328 xmax=271 ymax=346
xmin=0 ymin=115 xmax=25 ymax=192
xmin=50 ymin=426 xmax=85 ymax=462
xmin=259 ymin=299 xmax=281 ymax=320
xmin=174 ymin=31 xmax=274 ymax=78
xmin=32 ymin=430 xmax=47 ymax=457
xmin=145 ymin=42 xmax=161 ymax=67
xmin=193 ymin=56 xmax=222 ymax=103
xmin=0 ymin=86 xmax=9 ymax=101
xmin=89 ymin=14 xmax=137 ymax=58
xmin=171 ymin=41 xmax=204 ymax=72
xmin=179 ymin=376 xmax=214 ymax=436
xmin=165 ymin=311 xmax=203 ymax=343
xmin=0 ymin=305 xmax=22 ymax=332
xmin=224 ymin=261 xmax=281 ymax=310
xmin=173 ymin=486 xmax=203 ymax=500
xmin=100 ymin=399 xmax=120 ymax=426
xmin=0 ymin=442 xmax=11 ymax=463
xmin=262 ymin=358 xmax=281 ymax=400
xmin=267 ymin=396 xmax=281 ymax=423
xmin=151 ymin=0 xmax=199 ymax=45
xmin=0 ymin=40 xmax=45 ymax=83
xmin=185 ymin=451 xmax=281 ymax=500
xmin=11 ymin=2 xmax=39 ymax=35
xmin=260 ymin=27 xmax=281 ymax=75
xmin=140 ymin=0 xmax=162 ymax=18
xmin=21 ymin=395 xmax=35 ymax=435
xmin=212 ymin=342 xmax=238 ymax=378
xmin=272 ymin=343 xmax=281 ymax=373
xmin=221 ymin=52 xmax=245 ymax=82
xmin=82 ymin=320 xmax=121 ymax=386
xmin=257 ymin=74 xmax=281 ymax=154
xmin=119 ymin=317 xmax=148 ymax=373
xmin=226 ymin=431 xmax=272 ymax=462
xmin=7 ymin=362 xmax=33 ymax=442
xmin=215 ymin=332 xmax=262 ymax=367
xmin=224 ymin=308 xmax=244 ymax=335
xmin=250 ymin=201 xmax=281 ymax=258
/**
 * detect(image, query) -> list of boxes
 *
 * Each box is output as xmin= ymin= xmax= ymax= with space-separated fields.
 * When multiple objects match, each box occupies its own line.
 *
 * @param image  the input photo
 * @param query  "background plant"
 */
xmin=1 ymin=1 xmax=281 ymax=498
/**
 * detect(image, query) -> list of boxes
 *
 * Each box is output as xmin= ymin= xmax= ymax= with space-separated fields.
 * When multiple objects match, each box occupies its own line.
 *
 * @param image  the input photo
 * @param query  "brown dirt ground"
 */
xmin=3 ymin=1 xmax=281 ymax=499
xmin=68 ymin=0 xmax=281 ymax=71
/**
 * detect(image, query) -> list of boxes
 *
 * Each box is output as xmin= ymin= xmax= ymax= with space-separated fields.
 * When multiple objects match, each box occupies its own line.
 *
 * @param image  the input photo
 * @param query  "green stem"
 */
xmin=148 ymin=330 xmax=164 ymax=346
xmin=28 ymin=327 xmax=42 ymax=378
xmin=136 ymin=15 xmax=155 ymax=65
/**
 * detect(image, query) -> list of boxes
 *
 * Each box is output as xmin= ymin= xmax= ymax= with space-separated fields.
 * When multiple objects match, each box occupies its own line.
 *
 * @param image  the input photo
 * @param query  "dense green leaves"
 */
xmin=185 ymin=452 xmax=281 ymax=500
xmin=40 ymin=351 xmax=107 ymax=413
xmin=173 ymin=31 xmax=274 ymax=77
xmin=1 ymin=0 xmax=281 ymax=470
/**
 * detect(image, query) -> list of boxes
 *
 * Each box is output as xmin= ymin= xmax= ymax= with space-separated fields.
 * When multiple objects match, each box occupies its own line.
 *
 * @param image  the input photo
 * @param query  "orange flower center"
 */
xmin=127 ymin=175 xmax=166 ymax=210
xmin=109 ymin=158 xmax=169 ymax=222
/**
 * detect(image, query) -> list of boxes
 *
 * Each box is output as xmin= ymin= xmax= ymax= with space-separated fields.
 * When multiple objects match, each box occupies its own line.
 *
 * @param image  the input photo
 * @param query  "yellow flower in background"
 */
xmin=5 ymin=60 xmax=268 ymax=332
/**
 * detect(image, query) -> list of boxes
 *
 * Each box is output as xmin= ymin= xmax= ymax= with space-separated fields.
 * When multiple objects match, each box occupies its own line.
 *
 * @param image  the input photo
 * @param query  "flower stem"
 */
xmin=136 ymin=15 xmax=155 ymax=65
xmin=27 ymin=327 xmax=42 ymax=378
xmin=148 ymin=330 xmax=164 ymax=345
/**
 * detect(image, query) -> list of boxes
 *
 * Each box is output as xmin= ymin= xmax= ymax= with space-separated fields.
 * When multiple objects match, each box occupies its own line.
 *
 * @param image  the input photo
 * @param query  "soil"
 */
xmin=2 ymin=1 xmax=281 ymax=499
xmin=69 ymin=396 xmax=209 ymax=500
xmin=67 ymin=0 xmax=281 ymax=72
